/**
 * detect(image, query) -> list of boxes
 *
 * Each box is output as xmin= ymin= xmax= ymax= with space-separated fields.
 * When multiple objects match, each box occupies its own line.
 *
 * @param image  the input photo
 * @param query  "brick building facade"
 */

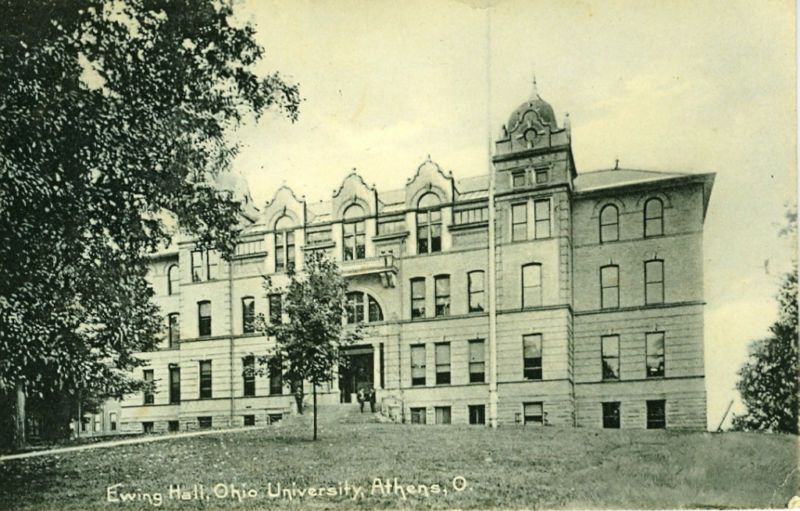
xmin=109 ymin=86 xmax=714 ymax=433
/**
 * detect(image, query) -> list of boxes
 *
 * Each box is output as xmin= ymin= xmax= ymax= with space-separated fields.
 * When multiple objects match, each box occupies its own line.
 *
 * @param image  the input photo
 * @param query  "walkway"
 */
xmin=0 ymin=425 xmax=260 ymax=463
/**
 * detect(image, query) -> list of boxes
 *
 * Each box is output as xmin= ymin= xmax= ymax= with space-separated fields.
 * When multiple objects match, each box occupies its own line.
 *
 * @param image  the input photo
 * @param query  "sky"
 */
xmin=230 ymin=0 xmax=797 ymax=429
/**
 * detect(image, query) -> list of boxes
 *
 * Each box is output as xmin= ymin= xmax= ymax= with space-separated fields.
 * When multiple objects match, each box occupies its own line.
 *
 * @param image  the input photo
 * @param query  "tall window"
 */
xmin=197 ymin=301 xmax=211 ymax=337
xmin=600 ymin=205 xmax=619 ymax=243
xmin=410 ymin=344 xmax=426 ymax=386
xmin=434 ymin=275 xmax=450 ymax=316
xmin=109 ymin=412 xmax=117 ymax=431
xmin=523 ymin=334 xmax=543 ymax=380
xmin=646 ymin=331 xmax=665 ymax=378
xmin=346 ymin=292 xmax=383 ymax=324
xmin=241 ymin=297 xmax=255 ymax=334
xmin=206 ymin=250 xmax=218 ymax=280
xmin=274 ymin=215 xmax=296 ymax=272
xmin=523 ymin=402 xmax=544 ymax=425
xmin=601 ymin=335 xmax=620 ymax=380
xmin=199 ymin=360 xmax=212 ymax=399
xmin=169 ymin=367 xmax=181 ymax=404
xmin=646 ymin=400 xmax=666 ymax=429
xmin=416 ymin=193 xmax=442 ymax=254
xmin=167 ymin=265 xmax=179 ymax=295
xmin=511 ymin=203 xmax=527 ymax=241
xmin=469 ymin=405 xmax=485 ymax=425
xmin=467 ymin=271 xmax=485 ymax=312
xmin=522 ymin=263 xmax=542 ymax=308
xmin=191 ymin=250 xmax=203 ymax=282
xmin=603 ymin=402 xmax=621 ymax=429
xmin=435 ymin=406 xmax=451 ymax=425
xmin=600 ymin=265 xmax=619 ymax=309
xmin=644 ymin=198 xmax=664 ymax=237
xmin=268 ymin=294 xmax=282 ymax=324
xmin=435 ymin=342 xmax=451 ymax=385
xmin=269 ymin=357 xmax=283 ymax=395
xmin=342 ymin=204 xmax=366 ymax=261
xmin=168 ymin=313 xmax=180 ymax=348
xmin=469 ymin=339 xmax=485 ymax=383
xmin=143 ymin=369 xmax=154 ymax=405
xmin=645 ymin=260 xmax=664 ymax=305
xmin=242 ymin=356 xmax=255 ymax=397
xmin=410 ymin=278 xmax=426 ymax=319
xmin=534 ymin=199 xmax=551 ymax=239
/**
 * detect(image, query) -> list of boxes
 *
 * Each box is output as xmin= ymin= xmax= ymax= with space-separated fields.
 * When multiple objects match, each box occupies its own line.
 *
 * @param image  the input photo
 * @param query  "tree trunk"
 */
xmin=13 ymin=381 xmax=26 ymax=450
xmin=293 ymin=381 xmax=304 ymax=415
xmin=312 ymin=384 xmax=318 ymax=441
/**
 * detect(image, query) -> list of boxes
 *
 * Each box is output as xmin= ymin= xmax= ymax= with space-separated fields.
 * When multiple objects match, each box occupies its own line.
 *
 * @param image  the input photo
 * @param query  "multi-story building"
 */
xmin=112 ymin=86 xmax=714 ymax=433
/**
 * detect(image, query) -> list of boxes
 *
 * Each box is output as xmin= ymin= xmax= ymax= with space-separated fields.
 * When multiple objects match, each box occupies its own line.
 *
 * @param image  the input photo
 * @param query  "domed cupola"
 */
xmin=493 ymin=77 xmax=576 ymax=183
xmin=506 ymin=78 xmax=557 ymax=138
xmin=495 ymin=77 xmax=572 ymax=157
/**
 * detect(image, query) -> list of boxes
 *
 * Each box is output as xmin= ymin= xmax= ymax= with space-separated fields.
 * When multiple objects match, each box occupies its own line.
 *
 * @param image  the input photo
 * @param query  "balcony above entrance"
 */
xmin=341 ymin=254 xmax=398 ymax=288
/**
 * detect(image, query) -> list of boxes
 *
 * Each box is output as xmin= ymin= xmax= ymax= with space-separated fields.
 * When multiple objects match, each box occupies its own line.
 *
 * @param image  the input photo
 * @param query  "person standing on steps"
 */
xmin=357 ymin=387 xmax=366 ymax=413
xmin=368 ymin=386 xmax=376 ymax=413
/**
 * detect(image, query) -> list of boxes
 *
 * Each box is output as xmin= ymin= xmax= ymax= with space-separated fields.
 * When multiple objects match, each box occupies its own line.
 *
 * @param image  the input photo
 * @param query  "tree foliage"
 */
xmin=0 ymin=0 xmax=299 ymax=408
xmin=257 ymin=253 xmax=361 ymax=437
xmin=732 ymin=267 xmax=799 ymax=434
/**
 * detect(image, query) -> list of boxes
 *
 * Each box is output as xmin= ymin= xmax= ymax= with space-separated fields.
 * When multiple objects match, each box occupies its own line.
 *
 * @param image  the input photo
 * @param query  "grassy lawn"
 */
xmin=0 ymin=412 xmax=797 ymax=510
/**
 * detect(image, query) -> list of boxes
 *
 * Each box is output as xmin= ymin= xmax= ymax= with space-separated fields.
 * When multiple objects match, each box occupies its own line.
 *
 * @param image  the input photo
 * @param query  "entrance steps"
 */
xmin=282 ymin=403 xmax=381 ymax=428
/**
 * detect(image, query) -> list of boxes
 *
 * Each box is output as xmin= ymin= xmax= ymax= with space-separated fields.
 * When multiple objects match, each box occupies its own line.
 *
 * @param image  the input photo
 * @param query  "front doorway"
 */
xmin=339 ymin=345 xmax=374 ymax=403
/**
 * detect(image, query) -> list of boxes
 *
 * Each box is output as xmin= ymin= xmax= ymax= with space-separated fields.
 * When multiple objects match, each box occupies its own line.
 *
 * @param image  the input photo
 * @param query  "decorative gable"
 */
xmin=332 ymin=170 xmax=377 ymax=220
xmin=259 ymin=185 xmax=305 ymax=230
xmin=405 ymin=156 xmax=454 ymax=208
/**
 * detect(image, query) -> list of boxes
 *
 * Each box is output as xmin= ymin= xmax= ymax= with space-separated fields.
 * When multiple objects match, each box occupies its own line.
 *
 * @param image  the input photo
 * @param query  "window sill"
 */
xmin=449 ymin=221 xmax=488 ymax=232
xmin=232 ymin=251 xmax=267 ymax=261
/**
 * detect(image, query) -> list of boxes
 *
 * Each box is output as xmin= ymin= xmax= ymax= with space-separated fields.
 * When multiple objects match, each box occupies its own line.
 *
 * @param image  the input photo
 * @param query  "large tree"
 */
xmin=257 ymin=253 xmax=361 ymax=440
xmin=731 ymin=267 xmax=799 ymax=434
xmin=0 ymin=0 xmax=299 ymax=447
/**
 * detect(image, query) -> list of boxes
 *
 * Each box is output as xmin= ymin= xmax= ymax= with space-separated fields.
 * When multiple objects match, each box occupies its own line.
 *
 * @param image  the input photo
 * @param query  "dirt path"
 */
xmin=0 ymin=426 xmax=261 ymax=463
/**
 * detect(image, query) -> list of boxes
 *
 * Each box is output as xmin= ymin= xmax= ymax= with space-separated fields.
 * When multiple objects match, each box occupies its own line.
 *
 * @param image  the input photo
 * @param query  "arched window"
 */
xmin=644 ymin=198 xmax=663 ymax=237
xmin=167 ymin=265 xmax=179 ymax=295
xmin=343 ymin=204 xmax=366 ymax=261
xmin=416 ymin=193 xmax=441 ymax=254
xmin=345 ymin=291 xmax=383 ymax=324
xmin=274 ymin=215 xmax=295 ymax=272
xmin=599 ymin=205 xmax=619 ymax=243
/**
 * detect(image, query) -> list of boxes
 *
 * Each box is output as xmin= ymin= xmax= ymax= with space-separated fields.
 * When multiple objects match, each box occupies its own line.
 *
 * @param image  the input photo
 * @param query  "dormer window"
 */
xmin=416 ymin=193 xmax=441 ymax=254
xmin=342 ymin=204 xmax=366 ymax=261
xmin=274 ymin=215 xmax=296 ymax=272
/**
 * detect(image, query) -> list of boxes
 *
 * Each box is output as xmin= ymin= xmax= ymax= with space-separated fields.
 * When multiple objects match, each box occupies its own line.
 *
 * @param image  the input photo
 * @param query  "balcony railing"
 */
xmin=341 ymin=254 xmax=398 ymax=287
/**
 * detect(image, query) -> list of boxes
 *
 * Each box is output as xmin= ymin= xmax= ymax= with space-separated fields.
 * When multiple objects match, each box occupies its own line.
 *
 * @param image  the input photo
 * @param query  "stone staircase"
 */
xmin=282 ymin=402 xmax=381 ymax=428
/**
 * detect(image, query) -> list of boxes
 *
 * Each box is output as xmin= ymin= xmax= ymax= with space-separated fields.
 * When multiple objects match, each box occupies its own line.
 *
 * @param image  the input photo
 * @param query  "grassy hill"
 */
xmin=0 ymin=405 xmax=796 ymax=510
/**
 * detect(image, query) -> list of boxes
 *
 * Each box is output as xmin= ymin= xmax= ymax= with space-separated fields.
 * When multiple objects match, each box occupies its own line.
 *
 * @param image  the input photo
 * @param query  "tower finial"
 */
xmin=531 ymin=70 xmax=539 ymax=98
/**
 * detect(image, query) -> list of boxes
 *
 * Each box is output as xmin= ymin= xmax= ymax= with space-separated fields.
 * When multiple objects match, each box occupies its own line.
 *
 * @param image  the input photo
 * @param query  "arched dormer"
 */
xmin=332 ymin=170 xmax=376 ymax=221
xmin=259 ymin=185 xmax=304 ymax=230
xmin=405 ymin=156 xmax=453 ymax=209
